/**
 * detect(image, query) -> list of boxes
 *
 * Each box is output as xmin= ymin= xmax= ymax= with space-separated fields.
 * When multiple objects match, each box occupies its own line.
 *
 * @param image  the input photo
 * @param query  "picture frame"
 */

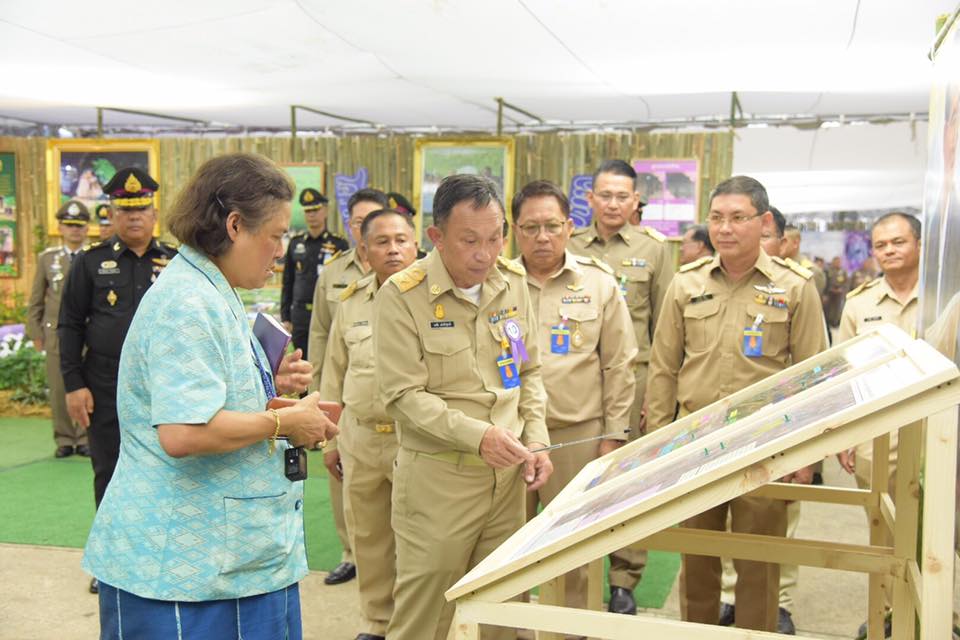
xmin=0 ymin=150 xmax=18 ymax=278
xmin=46 ymin=139 xmax=160 ymax=237
xmin=631 ymin=158 xmax=700 ymax=238
xmin=280 ymin=162 xmax=328 ymax=232
xmin=413 ymin=137 xmax=515 ymax=250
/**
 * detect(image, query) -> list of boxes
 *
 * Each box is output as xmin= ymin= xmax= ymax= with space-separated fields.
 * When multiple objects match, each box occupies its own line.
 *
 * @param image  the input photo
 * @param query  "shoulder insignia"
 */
xmin=800 ymin=258 xmax=814 ymax=269
xmin=160 ymin=241 xmax=177 ymax=252
xmin=774 ymin=256 xmax=813 ymax=280
xmin=587 ymin=256 xmax=614 ymax=275
xmin=325 ymin=250 xmax=343 ymax=264
xmin=391 ymin=265 xmax=426 ymax=293
xmin=497 ymin=255 xmax=526 ymax=276
xmin=87 ymin=241 xmax=104 ymax=249
xmin=679 ymin=255 xmax=713 ymax=273
xmin=339 ymin=280 xmax=359 ymax=301
xmin=846 ymin=278 xmax=881 ymax=299
xmin=642 ymin=226 xmax=667 ymax=242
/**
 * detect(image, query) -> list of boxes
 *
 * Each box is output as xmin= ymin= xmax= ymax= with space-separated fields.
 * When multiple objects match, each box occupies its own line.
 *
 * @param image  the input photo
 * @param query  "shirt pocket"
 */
xmin=683 ymin=297 xmax=721 ymax=353
xmin=93 ymin=270 xmax=131 ymax=310
xmin=421 ymin=330 xmax=474 ymax=391
xmin=219 ymin=493 xmax=295 ymax=576
xmin=562 ymin=305 xmax=600 ymax=352
xmin=619 ymin=267 xmax=651 ymax=310
xmin=746 ymin=302 xmax=789 ymax=357
xmin=344 ymin=324 xmax=374 ymax=370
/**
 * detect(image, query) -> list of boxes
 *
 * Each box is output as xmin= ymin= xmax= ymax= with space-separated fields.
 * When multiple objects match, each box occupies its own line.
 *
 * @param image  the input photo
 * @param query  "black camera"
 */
xmin=284 ymin=446 xmax=307 ymax=481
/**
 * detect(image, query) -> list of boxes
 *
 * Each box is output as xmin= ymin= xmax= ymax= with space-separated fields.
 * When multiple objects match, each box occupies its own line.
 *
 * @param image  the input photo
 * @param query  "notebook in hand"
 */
xmin=253 ymin=312 xmax=291 ymax=375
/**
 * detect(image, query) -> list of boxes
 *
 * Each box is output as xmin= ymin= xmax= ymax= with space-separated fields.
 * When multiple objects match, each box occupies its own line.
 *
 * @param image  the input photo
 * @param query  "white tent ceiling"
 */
xmin=0 ymin=0 xmax=956 ymax=131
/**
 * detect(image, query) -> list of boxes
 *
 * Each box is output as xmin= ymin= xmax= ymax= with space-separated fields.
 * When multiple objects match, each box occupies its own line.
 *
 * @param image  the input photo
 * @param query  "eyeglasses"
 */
xmin=516 ymin=221 xmax=567 ymax=238
xmin=594 ymin=192 xmax=634 ymax=204
xmin=707 ymin=213 xmax=762 ymax=227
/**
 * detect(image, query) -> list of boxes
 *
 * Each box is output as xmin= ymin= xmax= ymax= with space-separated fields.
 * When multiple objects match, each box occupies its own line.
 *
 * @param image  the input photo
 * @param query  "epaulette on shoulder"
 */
xmin=339 ymin=280 xmax=359 ymax=301
xmin=774 ymin=256 xmax=813 ymax=280
xmin=846 ymin=278 xmax=881 ymax=300
xmin=571 ymin=225 xmax=589 ymax=235
xmin=325 ymin=250 xmax=343 ymax=264
xmin=585 ymin=255 xmax=614 ymax=275
xmin=497 ymin=255 xmax=525 ymax=276
xmin=160 ymin=241 xmax=177 ymax=251
xmin=642 ymin=226 xmax=667 ymax=242
xmin=390 ymin=264 xmax=426 ymax=293
xmin=800 ymin=258 xmax=815 ymax=269
xmin=85 ymin=241 xmax=106 ymax=251
xmin=679 ymin=255 xmax=712 ymax=273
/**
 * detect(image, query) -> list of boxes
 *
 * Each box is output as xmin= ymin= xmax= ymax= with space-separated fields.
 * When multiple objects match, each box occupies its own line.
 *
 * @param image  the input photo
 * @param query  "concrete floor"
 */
xmin=0 ymin=457 xmax=946 ymax=640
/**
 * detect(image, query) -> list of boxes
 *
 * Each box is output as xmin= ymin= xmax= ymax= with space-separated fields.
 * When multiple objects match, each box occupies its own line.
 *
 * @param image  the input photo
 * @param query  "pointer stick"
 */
xmin=528 ymin=429 xmax=630 ymax=454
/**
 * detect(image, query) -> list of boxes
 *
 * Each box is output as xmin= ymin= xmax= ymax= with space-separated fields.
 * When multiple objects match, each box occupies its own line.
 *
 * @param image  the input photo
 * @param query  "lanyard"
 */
xmin=180 ymin=252 xmax=276 ymax=400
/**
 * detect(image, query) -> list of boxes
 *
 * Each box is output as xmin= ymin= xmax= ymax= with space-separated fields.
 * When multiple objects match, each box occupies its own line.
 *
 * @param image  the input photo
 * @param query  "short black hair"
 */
xmin=872 ymin=212 xmax=921 ymax=240
xmin=511 ymin=180 xmax=570 ymax=223
xmin=347 ymin=188 xmax=388 ymax=218
xmin=360 ymin=208 xmax=415 ymax=240
xmin=432 ymin=174 xmax=504 ymax=228
xmin=688 ymin=224 xmax=714 ymax=253
xmin=709 ymin=175 xmax=769 ymax=217
xmin=592 ymin=159 xmax=637 ymax=190
xmin=769 ymin=206 xmax=786 ymax=238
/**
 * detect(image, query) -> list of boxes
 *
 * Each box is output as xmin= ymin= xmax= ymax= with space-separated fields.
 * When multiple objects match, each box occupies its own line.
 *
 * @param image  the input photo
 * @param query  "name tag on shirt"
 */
xmin=743 ymin=328 xmax=763 ymax=357
xmin=550 ymin=325 xmax=570 ymax=354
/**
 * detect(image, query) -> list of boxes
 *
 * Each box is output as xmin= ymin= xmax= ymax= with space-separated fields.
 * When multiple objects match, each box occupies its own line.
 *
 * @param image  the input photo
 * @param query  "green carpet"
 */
xmin=0 ymin=418 xmax=678 ymax=608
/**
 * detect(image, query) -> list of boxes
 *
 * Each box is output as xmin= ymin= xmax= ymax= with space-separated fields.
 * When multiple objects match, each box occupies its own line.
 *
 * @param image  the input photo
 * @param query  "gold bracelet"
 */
xmin=267 ymin=408 xmax=281 ymax=455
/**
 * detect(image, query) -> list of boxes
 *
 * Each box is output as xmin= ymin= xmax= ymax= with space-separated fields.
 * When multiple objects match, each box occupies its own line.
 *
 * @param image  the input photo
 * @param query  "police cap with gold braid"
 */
xmin=94 ymin=203 xmax=111 ymax=225
xmin=102 ymin=168 xmax=158 ymax=209
xmin=299 ymin=188 xmax=329 ymax=211
xmin=56 ymin=200 xmax=91 ymax=226
xmin=387 ymin=192 xmax=416 ymax=216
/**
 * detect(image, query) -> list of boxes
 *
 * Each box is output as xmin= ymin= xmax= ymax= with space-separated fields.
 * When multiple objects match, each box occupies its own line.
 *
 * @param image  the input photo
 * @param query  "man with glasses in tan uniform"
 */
xmin=647 ymin=175 xmax=826 ymax=632
xmin=309 ymin=187 xmax=388 ymax=586
xmin=513 ymin=179 xmax=638 ymax=610
xmin=568 ymin=159 xmax=674 ymax=614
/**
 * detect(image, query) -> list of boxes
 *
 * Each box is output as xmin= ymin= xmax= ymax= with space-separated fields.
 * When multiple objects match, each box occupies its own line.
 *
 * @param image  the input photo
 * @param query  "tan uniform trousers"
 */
xmin=609 ymin=363 xmax=648 ymax=591
xmin=341 ymin=420 xmax=400 ymax=636
xmin=680 ymin=494 xmax=787 ymax=631
xmin=720 ymin=500 xmax=799 ymax=610
xmin=526 ymin=420 xmax=603 ymax=609
xmin=388 ymin=447 xmax=524 ymax=640
xmin=43 ymin=330 xmax=86 ymax=447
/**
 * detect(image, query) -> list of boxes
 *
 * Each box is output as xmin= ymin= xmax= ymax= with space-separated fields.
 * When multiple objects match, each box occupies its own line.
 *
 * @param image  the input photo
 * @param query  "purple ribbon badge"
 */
xmin=503 ymin=319 xmax=528 ymax=364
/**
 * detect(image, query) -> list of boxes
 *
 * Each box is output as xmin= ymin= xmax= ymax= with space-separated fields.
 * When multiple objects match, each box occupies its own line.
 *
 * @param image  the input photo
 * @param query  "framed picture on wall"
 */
xmin=0 ymin=151 xmax=18 ymax=278
xmin=413 ymin=137 xmax=515 ymax=250
xmin=631 ymin=158 xmax=699 ymax=237
xmin=281 ymin=162 xmax=327 ymax=232
xmin=46 ymin=139 xmax=160 ymax=236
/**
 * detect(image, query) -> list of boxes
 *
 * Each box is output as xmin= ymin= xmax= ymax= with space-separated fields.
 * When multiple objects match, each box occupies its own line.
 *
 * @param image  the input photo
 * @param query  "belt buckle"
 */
xmin=375 ymin=423 xmax=394 ymax=434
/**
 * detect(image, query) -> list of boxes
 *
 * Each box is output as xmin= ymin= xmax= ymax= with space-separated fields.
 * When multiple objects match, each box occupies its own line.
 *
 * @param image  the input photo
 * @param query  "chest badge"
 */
xmin=107 ymin=290 xmax=118 ymax=307
xmin=434 ymin=303 xmax=445 ymax=319
xmin=754 ymin=283 xmax=786 ymax=295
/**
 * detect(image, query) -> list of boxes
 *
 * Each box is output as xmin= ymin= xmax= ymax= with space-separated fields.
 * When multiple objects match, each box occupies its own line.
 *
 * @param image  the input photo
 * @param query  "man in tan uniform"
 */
xmin=308 ymin=187 xmax=388 ymax=585
xmin=320 ymin=208 xmax=419 ymax=640
xmin=647 ymin=175 xmax=827 ymax=632
xmin=513 ymin=180 xmax=638 ymax=609
xmin=26 ymin=200 xmax=91 ymax=458
xmin=569 ymin=159 xmax=674 ymax=613
xmin=782 ymin=224 xmax=827 ymax=297
xmin=374 ymin=174 xmax=553 ymax=640
xmin=680 ymin=224 xmax=714 ymax=265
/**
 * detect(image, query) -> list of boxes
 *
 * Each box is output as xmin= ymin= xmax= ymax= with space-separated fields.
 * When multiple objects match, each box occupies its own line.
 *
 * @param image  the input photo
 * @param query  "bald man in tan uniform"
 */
xmin=513 ymin=180 xmax=638 ymax=610
xmin=647 ymin=176 xmax=827 ymax=632
xmin=375 ymin=175 xmax=552 ymax=640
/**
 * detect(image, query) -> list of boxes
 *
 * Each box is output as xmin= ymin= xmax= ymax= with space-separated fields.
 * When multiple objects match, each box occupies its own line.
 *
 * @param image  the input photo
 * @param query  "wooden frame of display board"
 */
xmin=446 ymin=325 xmax=960 ymax=640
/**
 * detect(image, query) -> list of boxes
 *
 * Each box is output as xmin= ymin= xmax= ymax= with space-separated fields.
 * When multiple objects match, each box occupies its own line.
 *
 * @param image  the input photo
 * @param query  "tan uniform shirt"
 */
xmin=647 ymin=250 xmax=828 ymax=429
xmin=26 ymin=246 xmax=79 ymax=351
xmin=569 ymin=223 xmax=674 ymax=363
xmin=796 ymin=254 xmax=826 ymax=297
xmin=373 ymin=251 xmax=549 ymax=455
xmin=522 ymin=250 xmax=638 ymax=436
xmin=308 ymin=247 xmax=367 ymax=391
xmin=320 ymin=273 xmax=390 ymax=425
xmin=837 ymin=277 xmax=919 ymax=342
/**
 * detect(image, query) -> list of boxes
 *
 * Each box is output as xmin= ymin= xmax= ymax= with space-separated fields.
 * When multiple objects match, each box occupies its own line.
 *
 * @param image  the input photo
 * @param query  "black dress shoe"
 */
xmin=608 ymin=586 xmax=636 ymax=615
xmin=355 ymin=635 xmax=385 ymax=640
xmin=811 ymin=471 xmax=824 ymax=485
xmin=55 ymin=445 xmax=74 ymax=458
xmin=75 ymin=444 xmax=91 ymax=457
xmin=778 ymin=607 xmax=796 ymax=635
xmin=324 ymin=561 xmax=356 ymax=585
xmin=89 ymin=578 xmax=99 ymax=594
xmin=718 ymin=602 xmax=735 ymax=626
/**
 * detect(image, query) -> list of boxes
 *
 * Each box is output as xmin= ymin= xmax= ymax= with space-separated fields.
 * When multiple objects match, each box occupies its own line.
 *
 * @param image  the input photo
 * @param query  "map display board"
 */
xmin=448 ymin=325 xmax=959 ymax=600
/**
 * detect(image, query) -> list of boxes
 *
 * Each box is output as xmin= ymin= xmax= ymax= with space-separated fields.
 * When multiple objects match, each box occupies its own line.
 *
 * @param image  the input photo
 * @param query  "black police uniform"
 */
xmin=58 ymin=237 xmax=176 ymax=506
xmin=280 ymin=228 xmax=348 ymax=356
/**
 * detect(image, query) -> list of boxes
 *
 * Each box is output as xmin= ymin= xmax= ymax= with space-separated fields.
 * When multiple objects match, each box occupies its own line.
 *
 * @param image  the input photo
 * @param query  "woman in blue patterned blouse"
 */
xmin=83 ymin=153 xmax=339 ymax=640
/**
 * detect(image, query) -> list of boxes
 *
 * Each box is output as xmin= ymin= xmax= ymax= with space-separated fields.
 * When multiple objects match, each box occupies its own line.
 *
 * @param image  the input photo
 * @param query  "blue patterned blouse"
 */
xmin=82 ymin=244 xmax=308 ymax=601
